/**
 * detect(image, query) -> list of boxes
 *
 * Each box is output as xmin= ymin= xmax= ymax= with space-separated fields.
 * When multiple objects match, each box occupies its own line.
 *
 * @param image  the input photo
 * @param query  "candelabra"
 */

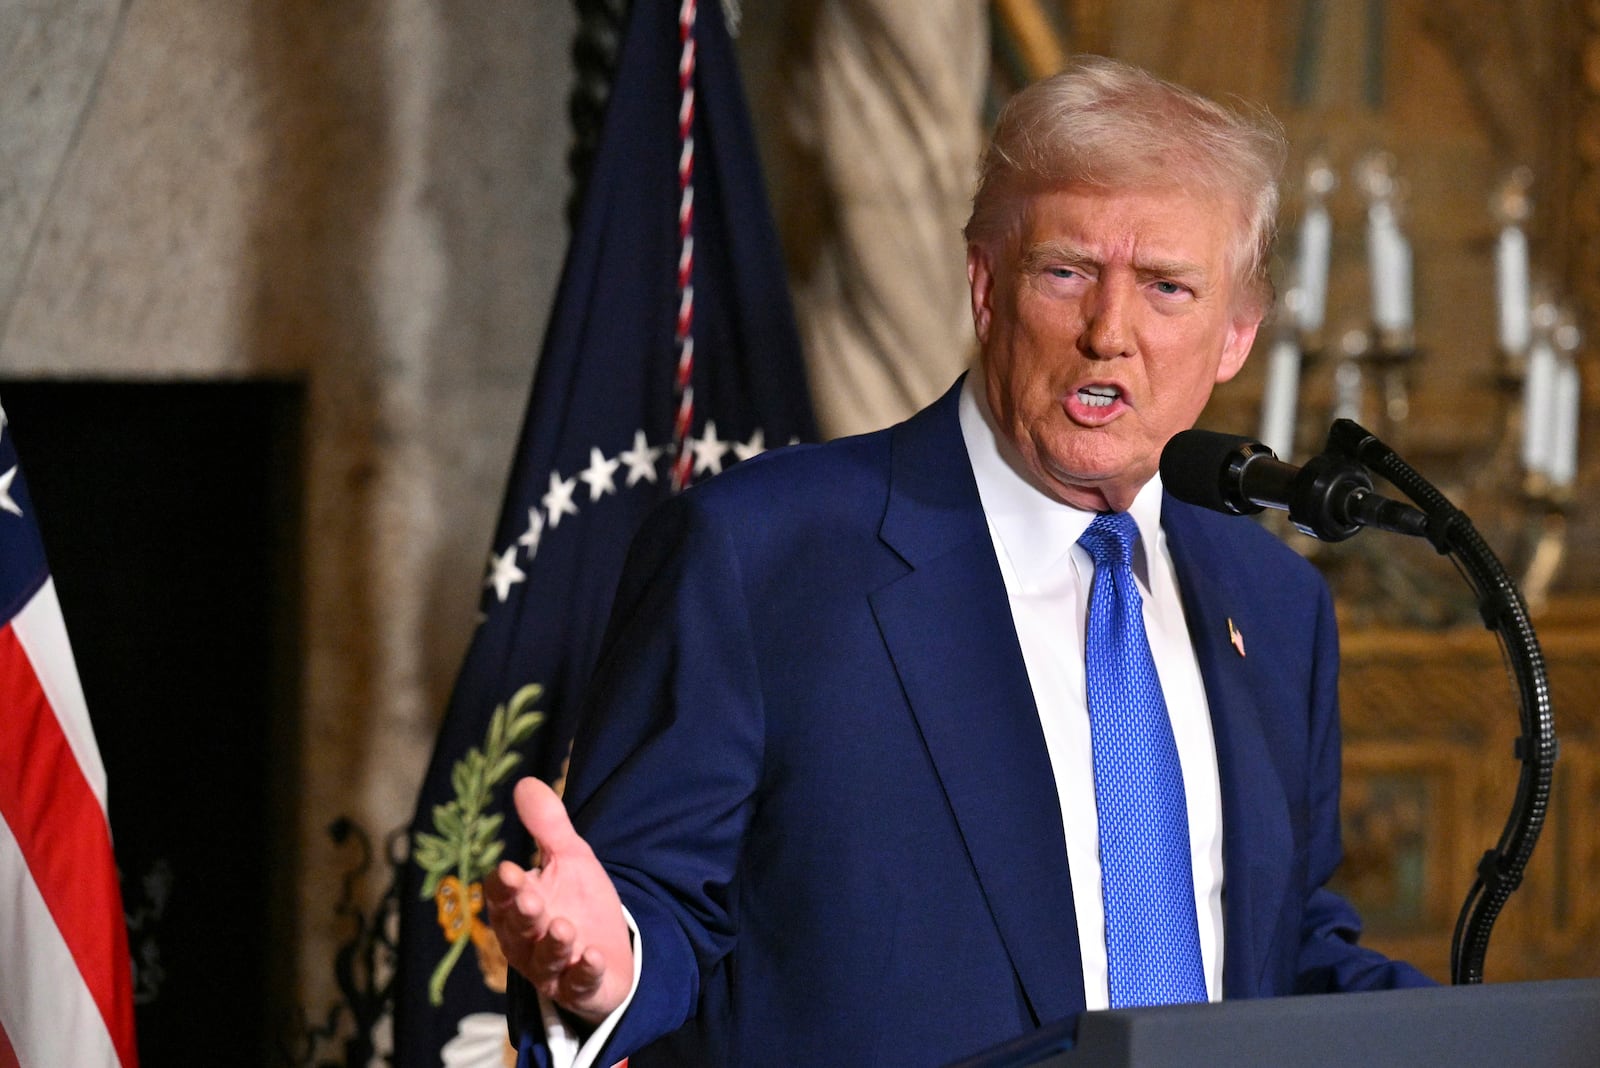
xmin=1257 ymin=154 xmax=1583 ymax=627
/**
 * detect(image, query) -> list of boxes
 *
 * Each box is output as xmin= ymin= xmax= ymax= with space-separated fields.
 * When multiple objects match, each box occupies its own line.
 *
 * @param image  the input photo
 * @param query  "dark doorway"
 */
xmin=1 ymin=379 xmax=304 ymax=1066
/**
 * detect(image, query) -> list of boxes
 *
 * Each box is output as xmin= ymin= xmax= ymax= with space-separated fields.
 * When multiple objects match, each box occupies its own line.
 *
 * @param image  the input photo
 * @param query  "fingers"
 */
xmin=524 ymin=917 xmax=612 ymax=1010
xmin=485 ymin=863 xmax=548 ymax=971
xmin=484 ymin=858 xmax=523 ymax=909
xmin=528 ymin=916 xmax=579 ymax=985
xmin=557 ymin=946 xmax=610 ymax=1004
xmin=486 ymin=860 xmax=539 ymax=936
xmin=513 ymin=776 xmax=583 ymax=858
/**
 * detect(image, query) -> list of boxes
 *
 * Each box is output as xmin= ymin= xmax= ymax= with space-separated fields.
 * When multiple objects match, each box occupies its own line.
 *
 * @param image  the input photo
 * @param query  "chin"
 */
xmin=1043 ymin=453 xmax=1150 ymax=510
xmin=1040 ymin=438 xmax=1123 ymax=485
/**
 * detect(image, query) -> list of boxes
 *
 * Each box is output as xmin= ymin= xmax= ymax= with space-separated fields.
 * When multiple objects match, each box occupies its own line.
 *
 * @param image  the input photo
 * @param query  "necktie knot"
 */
xmin=1079 ymin=511 xmax=1139 ymax=571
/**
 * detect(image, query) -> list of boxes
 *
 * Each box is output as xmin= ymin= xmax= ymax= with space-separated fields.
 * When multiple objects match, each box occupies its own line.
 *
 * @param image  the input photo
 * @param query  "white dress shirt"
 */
xmin=957 ymin=375 xmax=1225 ymax=1010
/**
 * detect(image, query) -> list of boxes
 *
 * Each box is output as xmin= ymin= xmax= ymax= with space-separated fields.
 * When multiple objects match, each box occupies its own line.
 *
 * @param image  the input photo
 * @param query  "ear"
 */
xmin=1214 ymin=313 xmax=1261 ymax=384
xmin=967 ymin=244 xmax=996 ymax=345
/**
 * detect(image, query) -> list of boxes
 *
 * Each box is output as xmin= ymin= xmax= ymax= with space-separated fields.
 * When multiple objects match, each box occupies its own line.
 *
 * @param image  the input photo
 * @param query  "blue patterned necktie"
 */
xmin=1078 ymin=512 xmax=1207 ymax=1008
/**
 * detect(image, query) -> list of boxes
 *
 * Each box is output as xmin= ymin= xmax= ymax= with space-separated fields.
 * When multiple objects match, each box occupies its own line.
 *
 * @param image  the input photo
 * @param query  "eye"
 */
xmin=1047 ymin=266 xmax=1083 ymax=280
xmin=1152 ymin=279 xmax=1188 ymax=296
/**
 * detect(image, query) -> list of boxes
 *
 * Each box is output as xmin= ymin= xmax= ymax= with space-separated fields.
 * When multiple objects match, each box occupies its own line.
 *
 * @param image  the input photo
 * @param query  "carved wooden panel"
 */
xmin=1334 ymin=597 xmax=1600 ymax=983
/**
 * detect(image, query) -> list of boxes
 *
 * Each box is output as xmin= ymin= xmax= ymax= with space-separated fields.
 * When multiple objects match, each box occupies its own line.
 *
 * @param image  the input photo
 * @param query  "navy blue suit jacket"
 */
xmin=524 ymin=381 xmax=1427 ymax=1066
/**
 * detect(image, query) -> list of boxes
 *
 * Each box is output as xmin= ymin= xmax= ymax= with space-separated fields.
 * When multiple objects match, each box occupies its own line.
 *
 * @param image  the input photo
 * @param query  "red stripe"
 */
xmin=679 ymin=88 xmax=695 ymax=137
xmin=678 ymin=42 xmax=695 ymax=86
xmin=0 ymin=624 xmax=138 ymax=1067
xmin=0 ymin=1017 xmax=18 ymax=1068
xmin=676 ymin=287 xmax=694 ymax=337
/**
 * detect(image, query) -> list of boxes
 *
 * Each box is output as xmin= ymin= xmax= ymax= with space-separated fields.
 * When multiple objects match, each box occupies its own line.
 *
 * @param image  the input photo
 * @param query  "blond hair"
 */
xmin=965 ymin=56 xmax=1287 ymax=315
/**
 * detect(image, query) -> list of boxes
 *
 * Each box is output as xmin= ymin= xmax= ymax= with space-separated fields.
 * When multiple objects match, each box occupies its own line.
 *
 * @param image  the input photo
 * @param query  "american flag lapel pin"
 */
xmin=1228 ymin=617 xmax=1246 ymax=658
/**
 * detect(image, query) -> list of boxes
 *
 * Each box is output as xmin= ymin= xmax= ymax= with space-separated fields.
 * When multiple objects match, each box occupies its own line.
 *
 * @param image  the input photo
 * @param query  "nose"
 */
xmin=1082 ymin=278 xmax=1135 ymax=360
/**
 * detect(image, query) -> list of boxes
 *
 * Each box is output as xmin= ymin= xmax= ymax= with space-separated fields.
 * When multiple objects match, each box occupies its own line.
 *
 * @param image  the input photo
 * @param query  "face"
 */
xmin=968 ymin=183 xmax=1262 ymax=512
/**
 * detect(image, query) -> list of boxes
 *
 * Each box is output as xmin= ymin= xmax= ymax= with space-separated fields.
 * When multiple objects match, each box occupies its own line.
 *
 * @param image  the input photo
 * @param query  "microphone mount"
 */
xmin=1164 ymin=419 xmax=1556 ymax=986
xmin=1163 ymin=427 xmax=1429 ymax=541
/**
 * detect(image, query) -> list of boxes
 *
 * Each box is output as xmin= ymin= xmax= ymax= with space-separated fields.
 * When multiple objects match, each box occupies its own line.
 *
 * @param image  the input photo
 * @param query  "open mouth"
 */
xmin=1077 ymin=385 xmax=1121 ymax=408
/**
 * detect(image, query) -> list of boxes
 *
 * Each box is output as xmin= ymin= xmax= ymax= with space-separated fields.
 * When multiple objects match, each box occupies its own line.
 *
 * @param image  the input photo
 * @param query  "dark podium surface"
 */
xmin=950 ymin=979 xmax=1600 ymax=1067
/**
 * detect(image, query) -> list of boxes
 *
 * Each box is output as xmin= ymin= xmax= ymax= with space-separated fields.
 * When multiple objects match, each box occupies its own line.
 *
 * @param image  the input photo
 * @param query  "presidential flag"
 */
xmin=0 ymin=400 xmax=138 ymax=1068
xmin=395 ymin=0 xmax=816 ymax=1062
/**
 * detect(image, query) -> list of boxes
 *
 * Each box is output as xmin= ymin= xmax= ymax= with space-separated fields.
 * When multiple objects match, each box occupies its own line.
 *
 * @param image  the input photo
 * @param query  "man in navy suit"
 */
xmin=487 ymin=56 xmax=1430 ymax=1067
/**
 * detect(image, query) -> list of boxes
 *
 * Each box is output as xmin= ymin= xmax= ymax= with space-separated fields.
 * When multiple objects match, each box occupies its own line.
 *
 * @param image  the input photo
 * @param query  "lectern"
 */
xmin=948 ymin=979 xmax=1600 ymax=1067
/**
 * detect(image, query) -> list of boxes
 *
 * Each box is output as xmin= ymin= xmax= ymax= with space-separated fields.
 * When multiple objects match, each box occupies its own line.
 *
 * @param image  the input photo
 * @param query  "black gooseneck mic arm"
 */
xmin=1160 ymin=420 xmax=1557 ymax=984
xmin=1318 ymin=419 xmax=1556 ymax=987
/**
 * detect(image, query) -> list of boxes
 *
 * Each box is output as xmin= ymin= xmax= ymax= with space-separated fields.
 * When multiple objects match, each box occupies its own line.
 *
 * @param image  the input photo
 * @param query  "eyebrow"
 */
xmin=1136 ymin=258 xmax=1209 ymax=286
xmin=1020 ymin=241 xmax=1210 ymax=287
xmin=1019 ymin=241 xmax=1094 ymax=274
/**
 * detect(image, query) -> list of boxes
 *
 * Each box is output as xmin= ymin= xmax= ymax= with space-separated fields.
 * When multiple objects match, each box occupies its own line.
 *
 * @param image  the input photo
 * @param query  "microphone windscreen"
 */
xmin=1159 ymin=429 xmax=1262 ymax=514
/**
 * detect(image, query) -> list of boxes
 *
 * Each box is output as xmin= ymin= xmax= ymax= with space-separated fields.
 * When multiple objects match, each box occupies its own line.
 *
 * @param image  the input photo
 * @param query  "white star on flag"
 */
xmin=516 ymin=507 xmax=545 ymax=558
xmin=542 ymin=470 xmax=579 ymax=528
xmin=0 ymin=466 xmax=22 ymax=517
xmin=619 ymin=430 xmax=661 ymax=487
xmin=578 ymin=447 xmax=621 ymax=501
xmin=484 ymin=544 xmax=526 ymax=603
xmin=732 ymin=428 xmax=766 ymax=462
xmin=689 ymin=421 xmax=730 ymax=477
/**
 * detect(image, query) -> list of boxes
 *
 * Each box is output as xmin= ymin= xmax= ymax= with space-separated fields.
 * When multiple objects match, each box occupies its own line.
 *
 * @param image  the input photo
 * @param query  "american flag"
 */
xmin=0 ymin=400 xmax=138 ymax=1068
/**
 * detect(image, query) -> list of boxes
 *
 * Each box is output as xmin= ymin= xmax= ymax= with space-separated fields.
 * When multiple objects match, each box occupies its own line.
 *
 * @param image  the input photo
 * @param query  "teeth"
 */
xmin=1078 ymin=385 xmax=1119 ymax=408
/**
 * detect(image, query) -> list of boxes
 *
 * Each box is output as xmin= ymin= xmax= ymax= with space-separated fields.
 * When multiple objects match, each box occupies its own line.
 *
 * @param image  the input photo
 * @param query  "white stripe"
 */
xmin=0 ymin=816 xmax=122 ymax=1068
xmin=11 ymin=579 xmax=109 ymax=809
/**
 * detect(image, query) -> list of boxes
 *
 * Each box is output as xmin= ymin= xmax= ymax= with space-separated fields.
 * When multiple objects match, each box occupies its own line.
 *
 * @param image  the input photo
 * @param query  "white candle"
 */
xmin=1521 ymin=337 xmax=1558 ymax=476
xmin=1367 ymin=200 xmax=1413 ymax=334
xmin=1334 ymin=359 xmax=1363 ymax=423
xmin=1549 ymin=356 xmax=1581 ymax=488
xmin=1259 ymin=334 xmax=1302 ymax=459
xmin=1296 ymin=203 xmax=1332 ymax=335
xmin=1395 ymin=234 xmax=1415 ymax=332
xmin=1495 ymin=226 xmax=1531 ymax=355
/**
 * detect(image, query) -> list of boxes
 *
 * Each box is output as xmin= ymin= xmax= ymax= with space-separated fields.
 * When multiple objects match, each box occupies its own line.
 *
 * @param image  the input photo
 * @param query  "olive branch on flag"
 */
xmin=413 ymin=683 xmax=545 ymax=1004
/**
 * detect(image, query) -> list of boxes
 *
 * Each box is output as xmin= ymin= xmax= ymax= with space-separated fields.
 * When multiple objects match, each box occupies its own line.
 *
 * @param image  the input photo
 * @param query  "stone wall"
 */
xmin=1 ymin=0 xmax=576 ymax=1029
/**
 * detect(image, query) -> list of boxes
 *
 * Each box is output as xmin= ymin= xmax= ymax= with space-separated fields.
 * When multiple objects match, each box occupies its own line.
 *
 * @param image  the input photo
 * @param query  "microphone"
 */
xmin=1160 ymin=429 xmax=1430 ymax=541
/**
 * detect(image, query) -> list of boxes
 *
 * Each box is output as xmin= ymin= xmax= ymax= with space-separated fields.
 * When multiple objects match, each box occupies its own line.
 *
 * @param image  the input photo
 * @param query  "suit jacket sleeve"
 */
xmin=549 ymin=488 xmax=764 ymax=1062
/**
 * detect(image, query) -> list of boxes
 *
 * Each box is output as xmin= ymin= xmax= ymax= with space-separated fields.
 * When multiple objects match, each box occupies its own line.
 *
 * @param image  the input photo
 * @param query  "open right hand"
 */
xmin=485 ymin=777 xmax=634 ymax=1023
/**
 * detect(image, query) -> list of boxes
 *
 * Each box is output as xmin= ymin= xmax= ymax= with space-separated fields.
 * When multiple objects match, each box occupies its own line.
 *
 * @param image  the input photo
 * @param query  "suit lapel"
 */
xmin=868 ymin=382 xmax=1085 ymax=1026
xmin=1161 ymin=500 xmax=1294 ymax=999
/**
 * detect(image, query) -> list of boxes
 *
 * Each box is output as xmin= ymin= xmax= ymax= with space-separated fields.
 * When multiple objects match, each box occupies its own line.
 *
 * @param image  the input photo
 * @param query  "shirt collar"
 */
xmin=957 ymin=373 xmax=1167 ymax=588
